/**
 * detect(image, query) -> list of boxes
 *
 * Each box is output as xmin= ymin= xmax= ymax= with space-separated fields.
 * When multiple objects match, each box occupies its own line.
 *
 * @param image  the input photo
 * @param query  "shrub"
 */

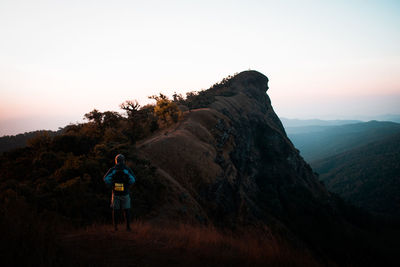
xmin=150 ymin=94 xmax=182 ymax=127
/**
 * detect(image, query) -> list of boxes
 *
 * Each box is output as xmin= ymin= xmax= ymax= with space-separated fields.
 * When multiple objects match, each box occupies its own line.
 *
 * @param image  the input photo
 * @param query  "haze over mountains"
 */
xmin=287 ymin=120 xmax=400 ymax=162
xmin=281 ymin=118 xmax=362 ymax=128
xmin=286 ymin=118 xmax=400 ymax=219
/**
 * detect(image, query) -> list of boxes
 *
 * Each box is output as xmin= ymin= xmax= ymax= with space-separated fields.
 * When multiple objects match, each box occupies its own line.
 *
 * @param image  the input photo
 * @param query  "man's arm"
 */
xmin=104 ymin=167 xmax=115 ymax=186
xmin=124 ymin=167 xmax=136 ymax=185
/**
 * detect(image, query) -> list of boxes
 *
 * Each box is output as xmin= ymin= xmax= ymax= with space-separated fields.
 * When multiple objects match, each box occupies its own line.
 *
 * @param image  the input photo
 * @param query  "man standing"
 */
xmin=104 ymin=154 xmax=136 ymax=231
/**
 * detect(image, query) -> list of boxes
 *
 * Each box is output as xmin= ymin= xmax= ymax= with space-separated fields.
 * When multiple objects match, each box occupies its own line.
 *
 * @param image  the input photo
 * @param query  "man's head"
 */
xmin=115 ymin=154 xmax=125 ymax=165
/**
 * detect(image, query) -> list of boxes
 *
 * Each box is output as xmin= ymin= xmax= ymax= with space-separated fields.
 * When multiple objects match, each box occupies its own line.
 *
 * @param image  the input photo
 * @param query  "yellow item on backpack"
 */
xmin=114 ymin=183 xmax=124 ymax=191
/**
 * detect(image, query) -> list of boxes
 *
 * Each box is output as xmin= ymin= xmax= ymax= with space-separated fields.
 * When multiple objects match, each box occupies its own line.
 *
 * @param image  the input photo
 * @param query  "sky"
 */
xmin=0 ymin=0 xmax=399 ymax=136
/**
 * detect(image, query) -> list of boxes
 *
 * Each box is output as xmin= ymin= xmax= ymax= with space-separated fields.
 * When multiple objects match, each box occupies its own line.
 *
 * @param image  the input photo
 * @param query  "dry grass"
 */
xmin=0 ymin=198 xmax=325 ymax=267
xmin=63 ymin=221 xmax=324 ymax=267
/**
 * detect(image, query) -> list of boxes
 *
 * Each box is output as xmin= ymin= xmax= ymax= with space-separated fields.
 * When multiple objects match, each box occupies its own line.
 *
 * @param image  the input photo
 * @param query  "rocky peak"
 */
xmin=228 ymin=70 xmax=269 ymax=95
xmin=138 ymin=70 xmax=329 ymax=228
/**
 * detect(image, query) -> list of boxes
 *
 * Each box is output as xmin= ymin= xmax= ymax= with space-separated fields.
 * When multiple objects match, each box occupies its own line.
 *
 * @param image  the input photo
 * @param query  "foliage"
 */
xmin=0 ymin=102 xmax=162 ymax=226
xmin=174 ymin=73 xmax=239 ymax=110
xmin=150 ymin=93 xmax=182 ymax=127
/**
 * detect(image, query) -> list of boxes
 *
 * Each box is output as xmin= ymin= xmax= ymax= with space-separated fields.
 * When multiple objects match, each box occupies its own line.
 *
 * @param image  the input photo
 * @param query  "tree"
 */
xmin=84 ymin=109 xmax=104 ymax=126
xmin=149 ymin=94 xmax=182 ymax=127
xmin=172 ymin=92 xmax=185 ymax=104
xmin=120 ymin=100 xmax=140 ymax=119
xmin=102 ymin=111 xmax=122 ymax=129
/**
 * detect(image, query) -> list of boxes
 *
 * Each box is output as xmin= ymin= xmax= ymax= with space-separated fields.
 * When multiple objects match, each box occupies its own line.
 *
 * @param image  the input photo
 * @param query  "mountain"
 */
xmin=137 ymin=71 xmax=332 ymax=228
xmin=288 ymin=121 xmax=400 ymax=162
xmin=0 ymin=70 xmax=398 ymax=266
xmin=129 ymin=71 xmax=398 ymax=264
xmin=313 ymin=133 xmax=400 ymax=218
xmin=285 ymin=125 xmax=332 ymax=135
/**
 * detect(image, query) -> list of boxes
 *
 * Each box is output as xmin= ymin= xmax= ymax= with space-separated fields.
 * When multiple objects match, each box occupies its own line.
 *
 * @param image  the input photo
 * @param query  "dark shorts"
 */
xmin=111 ymin=193 xmax=131 ymax=209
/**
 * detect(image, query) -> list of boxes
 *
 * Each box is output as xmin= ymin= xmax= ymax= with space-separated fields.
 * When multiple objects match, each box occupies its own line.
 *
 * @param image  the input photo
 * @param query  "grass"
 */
xmin=61 ymin=221 xmax=324 ymax=267
xmin=0 ymin=197 xmax=324 ymax=266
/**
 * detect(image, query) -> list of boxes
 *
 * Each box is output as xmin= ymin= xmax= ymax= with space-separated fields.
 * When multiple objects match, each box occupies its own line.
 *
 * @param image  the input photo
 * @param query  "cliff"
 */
xmin=138 ymin=71 xmax=330 ymax=227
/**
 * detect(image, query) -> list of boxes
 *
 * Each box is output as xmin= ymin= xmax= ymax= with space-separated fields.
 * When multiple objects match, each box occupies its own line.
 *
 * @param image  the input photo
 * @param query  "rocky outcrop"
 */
xmin=138 ymin=71 xmax=331 ymax=228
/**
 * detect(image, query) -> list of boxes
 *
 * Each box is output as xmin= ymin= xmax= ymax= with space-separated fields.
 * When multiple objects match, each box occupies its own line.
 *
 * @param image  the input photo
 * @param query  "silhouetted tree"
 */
xmin=84 ymin=109 xmax=104 ymax=126
xmin=120 ymin=100 xmax=140 ymax=119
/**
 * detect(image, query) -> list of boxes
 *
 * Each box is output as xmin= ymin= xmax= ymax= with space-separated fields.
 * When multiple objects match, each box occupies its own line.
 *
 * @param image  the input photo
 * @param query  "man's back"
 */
xmin=104 ymin=163 xmax=135 ymax=195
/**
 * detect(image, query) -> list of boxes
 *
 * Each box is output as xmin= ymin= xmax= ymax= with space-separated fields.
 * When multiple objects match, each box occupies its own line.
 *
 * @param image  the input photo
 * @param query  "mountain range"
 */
xmin=285 ymin=119 xmax=400 ymax=220
xmin=281 ymin=118 xmax=362 ymax=128
xmin=287 ymin=120 xmax=400 ymax=162
xmin=312 ymin=132 xmax=400 ymax=218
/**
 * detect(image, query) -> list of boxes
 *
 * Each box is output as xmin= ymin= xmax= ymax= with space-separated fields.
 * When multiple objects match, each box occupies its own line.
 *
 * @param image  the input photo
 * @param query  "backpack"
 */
xmin=112 ymin=168 xmax=129 ymax=195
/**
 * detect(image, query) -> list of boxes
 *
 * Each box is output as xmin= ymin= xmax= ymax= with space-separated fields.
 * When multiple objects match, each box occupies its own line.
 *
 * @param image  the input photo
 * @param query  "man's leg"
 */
xmin=124 ymin=209 xmax=131 ymax=231
xmin=112 ymin=209 xmax=118 ymax=231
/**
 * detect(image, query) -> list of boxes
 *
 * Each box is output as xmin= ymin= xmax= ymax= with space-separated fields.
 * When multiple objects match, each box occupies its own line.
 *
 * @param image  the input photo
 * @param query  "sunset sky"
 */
xmin=1 ymin=0 xmax=399 ymax=136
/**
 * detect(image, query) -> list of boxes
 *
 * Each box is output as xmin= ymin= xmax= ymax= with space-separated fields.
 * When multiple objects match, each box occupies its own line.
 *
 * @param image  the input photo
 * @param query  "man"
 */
xmin=104 ymin=154 xmax=136 ymax=231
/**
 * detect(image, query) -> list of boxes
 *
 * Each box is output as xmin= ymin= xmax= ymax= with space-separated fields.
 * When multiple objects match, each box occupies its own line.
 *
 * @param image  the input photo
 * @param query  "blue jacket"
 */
xmin=104 ymin=163 xmax=136 ymax=195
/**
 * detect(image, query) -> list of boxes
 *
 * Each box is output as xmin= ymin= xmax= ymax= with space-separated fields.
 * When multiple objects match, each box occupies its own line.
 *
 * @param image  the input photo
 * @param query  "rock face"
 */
xmin=138 ymin=71 xmax=330 ymax=228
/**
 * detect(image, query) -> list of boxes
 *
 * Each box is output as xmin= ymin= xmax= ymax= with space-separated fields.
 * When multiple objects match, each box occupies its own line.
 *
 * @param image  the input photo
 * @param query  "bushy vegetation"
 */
xmin=171 ymin=73 xmax=239 ymax=110
xmin=150 ymin=94 xmax=182 ymax=127
xmin=0 ymin=93 xmax=184 ymax=226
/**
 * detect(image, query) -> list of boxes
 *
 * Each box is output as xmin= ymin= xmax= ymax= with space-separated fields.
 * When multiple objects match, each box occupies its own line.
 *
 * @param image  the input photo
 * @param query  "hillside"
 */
xmin=137 ymin=71 xmax=329 ymax=227
xmin=1 ymin=70 xmax=399 ymax=266
xmin=288 ymin=121 xmax=400 ymax=162
xmin=0 ymin=130 xmax=59 ymax=154
xmin=313 ymin=133 xmax=400 ymax=218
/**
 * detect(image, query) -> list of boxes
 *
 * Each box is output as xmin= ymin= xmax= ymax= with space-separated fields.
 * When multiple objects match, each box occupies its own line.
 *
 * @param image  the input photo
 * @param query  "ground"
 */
xmin=59 ymin=222 xmax=322 ymax=267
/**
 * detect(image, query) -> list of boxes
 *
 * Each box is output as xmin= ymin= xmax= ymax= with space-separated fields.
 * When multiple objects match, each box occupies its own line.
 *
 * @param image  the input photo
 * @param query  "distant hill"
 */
xmin=285 ymin=125 xmax=331 ymax=135
xmin=280 ymin=118 xmax=362 ymax=128
xmin=288 ymin=121 xmax=400 ymax=162
xmin=0 ymin=130 xmax=59 ymax=154
xmin=313 ymin=133 xmax=400 ymax=218
xmin=369 ymin=114 xmax=400 ymax=123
